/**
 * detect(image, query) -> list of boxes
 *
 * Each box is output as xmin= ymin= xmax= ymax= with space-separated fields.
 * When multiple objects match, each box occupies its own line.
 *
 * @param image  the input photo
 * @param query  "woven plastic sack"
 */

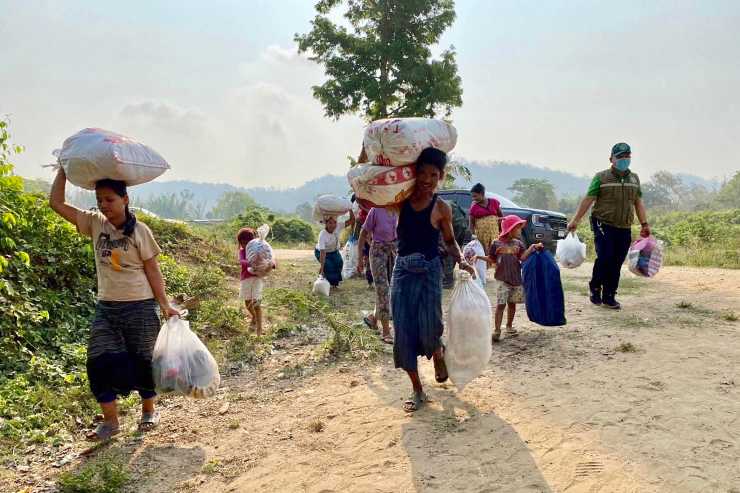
xmin=463 ymin=238 xmax=487 ymax=287
xmin=152 ymin=314 xmax=220 ymax=399
xmin=522 ymin=251 xmax=566 ymax=327
xmin=347 ymin=163 xmax=416 ymax=208
xmin=246 ymin=224 xmax=273 ymax=277
xmin=363 ymin=118 xmax=458 ymax=166
xmin=556 ymin=232 xmax=587 ymax=268
xmin=53 ymin=128 xmax=170 ymax=190
xmin=627 ymin=235 xmax=663 ymax=278
xmin=312 ymin=276 xmax=330 ymax=296
xmin=445 ymin=271 xmax=492 ymax=391
xmin=313 ymin=195 xmax=352 ymax=222
xmin=342 ymin=238 xmax=359 ymax=280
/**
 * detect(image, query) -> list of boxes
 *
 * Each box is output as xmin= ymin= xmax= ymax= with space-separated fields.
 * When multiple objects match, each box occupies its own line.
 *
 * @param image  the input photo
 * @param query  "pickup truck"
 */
xmin=437 ymin=189 xmax=568 ymax=287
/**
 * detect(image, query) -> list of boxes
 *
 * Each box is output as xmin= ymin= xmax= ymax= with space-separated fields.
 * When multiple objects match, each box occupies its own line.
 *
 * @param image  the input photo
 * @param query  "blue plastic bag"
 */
xmin=522 ymin=250 xmax=566 ymax=326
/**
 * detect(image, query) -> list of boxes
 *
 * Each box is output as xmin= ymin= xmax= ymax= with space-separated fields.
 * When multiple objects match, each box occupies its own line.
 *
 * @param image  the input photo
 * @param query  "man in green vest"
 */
xmin=567 ymin=142 xmax=651 ymax=309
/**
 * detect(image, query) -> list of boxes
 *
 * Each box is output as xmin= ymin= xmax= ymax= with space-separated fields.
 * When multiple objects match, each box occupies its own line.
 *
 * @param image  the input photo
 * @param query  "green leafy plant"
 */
xmin=57 ymin=452 xmax=130 ymax=493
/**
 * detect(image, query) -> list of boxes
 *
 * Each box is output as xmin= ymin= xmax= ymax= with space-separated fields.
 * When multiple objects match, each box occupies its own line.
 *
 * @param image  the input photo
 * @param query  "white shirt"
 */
xmin=316 ymin=229 xmax=339 ymax=252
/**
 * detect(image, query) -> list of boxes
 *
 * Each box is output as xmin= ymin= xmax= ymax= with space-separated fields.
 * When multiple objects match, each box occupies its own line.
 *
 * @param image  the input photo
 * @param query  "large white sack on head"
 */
xmin=445 ymin=271 xmax=492 ymax=391
xmin=313 ymin=194 xmax=352 ymax=221
xmin=347 ymin=163 xmax=416 ymax=208
xmin=556 ymin=232 xmax=587 ymax=269
xmin=55 ymin=128 xmax=170 ymax=190
xmin=363 ymin=118 xmax=457 ymax=166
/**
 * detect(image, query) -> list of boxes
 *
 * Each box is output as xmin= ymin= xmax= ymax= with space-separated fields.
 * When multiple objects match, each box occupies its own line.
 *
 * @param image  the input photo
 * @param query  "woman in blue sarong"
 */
xmin=391 ymin=148 xmax=476 ymax=413
xmin=315 ymin=216 xmax=345 ymax=287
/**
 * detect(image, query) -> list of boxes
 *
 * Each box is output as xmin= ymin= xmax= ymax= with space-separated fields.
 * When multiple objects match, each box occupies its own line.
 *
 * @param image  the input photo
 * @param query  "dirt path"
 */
xmin=7 ymin=253 xmax=739 ymax=492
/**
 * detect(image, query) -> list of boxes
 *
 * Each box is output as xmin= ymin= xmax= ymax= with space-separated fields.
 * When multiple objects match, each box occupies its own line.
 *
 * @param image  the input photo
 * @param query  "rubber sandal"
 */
xmin=381 ymin=334 xmax=394 ymax=344
xmin=403 ymin=391 xmax=427 ymax=412
xmin=139 ymin=410 xmax=160 ymax=432
xmin=363 ymin=316 xmax=378 ymax=331
xmin=86 ymin=422 xmax=120 ymax=442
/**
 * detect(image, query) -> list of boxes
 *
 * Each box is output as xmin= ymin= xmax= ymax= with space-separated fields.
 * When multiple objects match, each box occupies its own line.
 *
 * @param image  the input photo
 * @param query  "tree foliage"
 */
xmin=208 ymin=191 xmax=260 ymax=220
xmin=296 ymin=0 xmax=463 ymax=121
xmin=716 ymin=171 xmax=740 ymax=209
xmin=641 ymin=171 xmax=716 ymax=212
xmin=136 ymin=190 xmax=206 ymax=220
xmin=508 ymin=178 xmax=558 ymax=211
xmin=1 ymin=119 xmax=99 ymax=446
xmin=271 ymin=217 xmax=315 ymax=243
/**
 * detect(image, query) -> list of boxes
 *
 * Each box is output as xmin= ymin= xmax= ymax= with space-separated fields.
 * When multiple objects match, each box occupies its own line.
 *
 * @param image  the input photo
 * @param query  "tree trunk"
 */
xmin=377 ymin=0 xmax=392 ymax=119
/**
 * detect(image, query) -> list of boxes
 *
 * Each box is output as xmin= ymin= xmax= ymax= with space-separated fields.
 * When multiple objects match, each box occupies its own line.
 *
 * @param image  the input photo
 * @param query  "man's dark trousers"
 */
xmin=590 ymin=217 xmax=632 ymax=300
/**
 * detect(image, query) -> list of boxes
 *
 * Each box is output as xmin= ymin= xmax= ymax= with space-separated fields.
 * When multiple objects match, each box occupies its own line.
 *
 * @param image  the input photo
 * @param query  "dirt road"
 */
xmin=9 ymin=251 xmax=740 ymax=492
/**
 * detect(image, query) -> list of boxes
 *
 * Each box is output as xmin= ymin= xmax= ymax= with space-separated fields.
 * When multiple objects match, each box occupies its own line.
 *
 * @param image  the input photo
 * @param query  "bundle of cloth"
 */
xmin=348 ymin=118 xmax=457 ymax=208
xmin=627 ymin=235 xmax=664 ymax=278
xmin=245 ymin=224 xmax=274 ymax=277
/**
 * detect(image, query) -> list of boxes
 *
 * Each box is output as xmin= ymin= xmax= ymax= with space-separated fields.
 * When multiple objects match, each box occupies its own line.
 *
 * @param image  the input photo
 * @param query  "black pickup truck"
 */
xmin=438 ymin=189 xmax=569 ymax=287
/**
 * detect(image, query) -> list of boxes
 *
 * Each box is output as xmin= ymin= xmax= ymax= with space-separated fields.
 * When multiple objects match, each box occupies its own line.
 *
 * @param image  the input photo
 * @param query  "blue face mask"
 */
xmin=615 ymin=158 xmax=631 ymax=171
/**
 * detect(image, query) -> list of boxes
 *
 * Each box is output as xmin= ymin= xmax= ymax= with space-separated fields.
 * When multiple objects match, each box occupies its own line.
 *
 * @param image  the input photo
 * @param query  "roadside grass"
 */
xmin=57 ymin=450 xmax=129 ymax=493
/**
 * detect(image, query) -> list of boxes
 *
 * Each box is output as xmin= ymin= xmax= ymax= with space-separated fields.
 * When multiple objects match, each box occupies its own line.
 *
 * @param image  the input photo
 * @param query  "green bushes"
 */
xmin=271 ymin=217 xmax=314 ymax=243
xmin=574 ymin=209 xmax=740 ymax=269
xmin=651 ymin=209 xmax=740 ymax=268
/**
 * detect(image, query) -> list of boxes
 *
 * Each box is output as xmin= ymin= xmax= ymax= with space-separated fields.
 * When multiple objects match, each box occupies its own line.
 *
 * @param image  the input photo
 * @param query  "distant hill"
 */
xmin=125 ymin=161 xmax=596 ymax=213
xmin=24 ymin=162 xmax=721 ymax=215
xmin=459 ymin=160 xmax=592 ymax=198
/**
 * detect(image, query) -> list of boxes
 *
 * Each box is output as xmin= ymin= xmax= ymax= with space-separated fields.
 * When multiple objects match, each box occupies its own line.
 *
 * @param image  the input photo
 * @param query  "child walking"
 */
xmin=237 ymin=228 xmax=265 ymax=335
xmin=49 ymin=169 xmax=180 ymax=441
xmin=479 ymin=215 xmax=543 ymax=342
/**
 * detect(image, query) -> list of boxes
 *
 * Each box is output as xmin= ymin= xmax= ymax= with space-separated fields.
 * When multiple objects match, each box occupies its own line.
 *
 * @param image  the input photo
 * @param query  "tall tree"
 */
xmin=716 ymin=171 xmax=740 ymax=209
xmin=137 ymin=190 xmax=201 ymax=220
xmin=208 ymin=191 xmax=260 ymax=220
xmin=296 ymin=0 xmax=463 ymax=121
xmin=508 ymin=178 xmax=558 ymax=211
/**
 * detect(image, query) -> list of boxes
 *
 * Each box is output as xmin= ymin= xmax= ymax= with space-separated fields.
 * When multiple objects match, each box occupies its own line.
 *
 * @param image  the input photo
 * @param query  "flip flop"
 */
xmin=403 ymin=391 xmax=427 ymax=412
xmin=363 ymin=316 xmax=378 ymax=331
xmin=139 ymin=410 xmax=160 ymax=432
xmin=85 ymin=422 xmax=120 ymax=442
xmin=380 ymin=334 xmax=394 ymax=344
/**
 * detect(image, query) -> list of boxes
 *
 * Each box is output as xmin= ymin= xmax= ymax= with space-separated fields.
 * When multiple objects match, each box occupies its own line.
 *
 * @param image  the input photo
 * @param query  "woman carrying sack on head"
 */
xmin=49 ymin=168 xmax=180 ymax=441
xmin=468 ymin=183 xmax=503 ymax=253
xmin=315 ymin=216 xmax=346 ymax=288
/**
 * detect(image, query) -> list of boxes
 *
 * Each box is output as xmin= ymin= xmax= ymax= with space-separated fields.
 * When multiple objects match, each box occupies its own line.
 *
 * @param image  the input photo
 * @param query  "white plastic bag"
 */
xmin=246 ymin=224 xmax=274 ymax=277
xmin=463 ymin=238 xmax=487 ymax=287
xmin=444 ymin=271 xmax=492 ymax=391
xmin=312 ymin=276 xmax=331 ymax=296
xmin=347 ymin=163 xmax=416 ymax=208
xmin=152 ymin=314 xmax=220 ymax=399
xmin=363 ymin=118 xmax=458 ymax=166
xmin=341 ymin=239 xmax=359 ymax=280
xmin=556 ymin=232 xmax=587 ymax=269
xmin=54 ymin=128 xmax=170 ymax=190
xmin=313 ymin=194 xmax=352 ymax=222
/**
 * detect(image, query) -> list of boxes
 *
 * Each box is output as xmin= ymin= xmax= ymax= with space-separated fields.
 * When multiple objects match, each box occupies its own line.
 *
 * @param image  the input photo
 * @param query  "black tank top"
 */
xmin=397 ymin=194 xmax=440 ymax=259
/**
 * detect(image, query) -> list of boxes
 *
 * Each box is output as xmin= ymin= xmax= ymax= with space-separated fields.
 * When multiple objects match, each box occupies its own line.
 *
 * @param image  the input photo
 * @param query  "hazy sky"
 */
xmin=2 ymin=0 xmax=739 ymax=188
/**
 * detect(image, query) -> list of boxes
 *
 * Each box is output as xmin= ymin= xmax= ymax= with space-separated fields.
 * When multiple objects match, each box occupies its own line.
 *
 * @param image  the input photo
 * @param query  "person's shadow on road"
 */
xmin=365 ymin=366 xmax=553 ymax=492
